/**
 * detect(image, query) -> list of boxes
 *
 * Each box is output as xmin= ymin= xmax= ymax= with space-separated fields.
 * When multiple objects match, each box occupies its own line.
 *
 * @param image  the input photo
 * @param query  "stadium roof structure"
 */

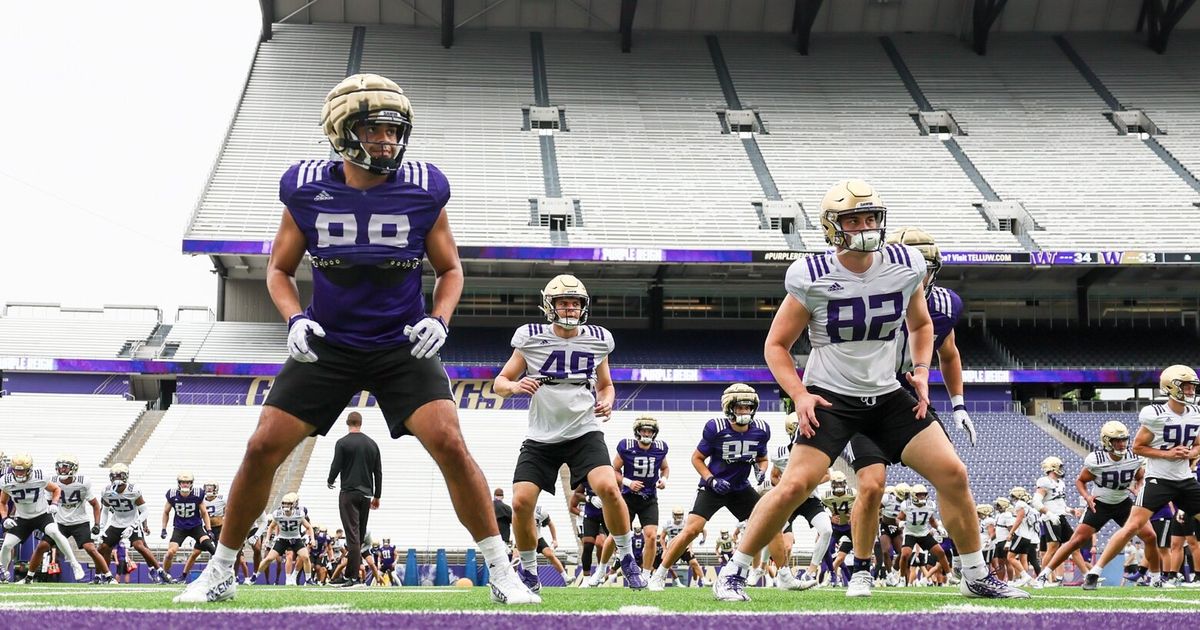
xmin=260 ymin=0 xmax=1199 ymax=54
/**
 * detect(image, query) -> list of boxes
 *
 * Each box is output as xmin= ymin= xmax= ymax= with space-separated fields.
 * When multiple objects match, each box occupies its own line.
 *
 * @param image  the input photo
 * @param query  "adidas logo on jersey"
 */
xmin=829 ymin=282 xmax=845 ymax=292
xmin=313 ymin=190 xmax=334 ymax=201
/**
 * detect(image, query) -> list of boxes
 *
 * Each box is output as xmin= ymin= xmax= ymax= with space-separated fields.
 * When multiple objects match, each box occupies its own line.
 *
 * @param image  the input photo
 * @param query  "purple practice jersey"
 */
xmin=632 ymin=532 xmax=645 ymax=555
xmin=315 ymin=532 xmax=330 ymax=556
xmin=379 ymin=544 xmax=397 ymax=567
xmin=616 ymin=438 xmax=668 ymax=498
xmin=166 ymin=489 xmax=206 ymax=530
xmin=279 ymin=159 xmax=451 ymax=349
xmin=580 ymin=481 xmax=603 ymax=521
xmin=695 ymin=418 xmax=770 ymax=492
xmin=1150 ymin=504 xmax=1175 ymax=521
xmin=895 ymin=286 xmax=964 ymax=373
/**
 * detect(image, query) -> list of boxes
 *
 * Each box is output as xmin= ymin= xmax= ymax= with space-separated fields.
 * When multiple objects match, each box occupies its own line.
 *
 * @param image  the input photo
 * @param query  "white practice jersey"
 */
xmin=2 ymin=470 xmax=52 ymax=519
xmin=1012 ymin=500 xmax=1039 ymax=541
xmin=901 ymin=499 xmax=937 ymax=537
xmin=1035 ymin=475 xmax=1068 ymax=518
xmin=979 ymin=516 xmax=995 ymax=551
xmin=512 ymin=323 xmax=615 ymax=443
xmin=271 ymin=506 xmax=308 ymax=540
xmin=663 ymin=521 xmax=685 ymax=544
xmin=205 ymin=493 xmax=227 ymax=519
xmin=785 ymin=245 xmax=926 ymax=397
xmin=821 ymin=488 xmax=856 ymax=521
xmin=993 ymin=511 xmax=1014 ymax=542
xmin=56 ymin=475 xmax=95 ymax=525
xmin=534 ymin=505 xmax=552 ymax=532
xmin=880 ymin=492 xmax=901 ymax=520
xmin=1084 ymin=449 xmax=1144 ymax=505
xmin=770 ymin=445 xmax=820 ymax=499
xmin=1139 ymin=402 xmax=1200 ymax=480
xmin=101 ymin=483 xmax=144 ymax=528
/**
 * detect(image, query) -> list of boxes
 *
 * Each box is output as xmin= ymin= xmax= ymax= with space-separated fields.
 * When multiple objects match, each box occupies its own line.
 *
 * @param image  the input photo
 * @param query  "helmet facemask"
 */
xmin=339 ymin=111 xmax=412 ymax=175
xmin=830 ymin=209 xmax=887 ymax=253
xmin=913 ymin=492 xmax=928 ymax=507
xmin=547 ymin=295 xmax=588 ymax=330
xmin=56 ymin=458 xmax=78 ymax=483
xmin=634 ymin=417 xmax=659 ymax=446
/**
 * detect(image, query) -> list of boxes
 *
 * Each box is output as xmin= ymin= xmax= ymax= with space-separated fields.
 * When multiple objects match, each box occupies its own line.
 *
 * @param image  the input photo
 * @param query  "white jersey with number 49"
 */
xmin=512 ymin=323 xmax=614 ymax=444
xmin=785 ymin=245 xmax=927 ymax=397
xmin=1139 ymin=402 xmax=1200 ymax=481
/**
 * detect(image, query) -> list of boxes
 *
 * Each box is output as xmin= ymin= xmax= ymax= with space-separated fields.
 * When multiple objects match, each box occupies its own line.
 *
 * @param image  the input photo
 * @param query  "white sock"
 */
xmin=1149 ymin=571 xmax=1161 ymax=581
xmin=478 ymin=535 xmax=509 ymax=571
xmin=520 ymin=550 xmax=537 ymax=570
xmin=731 ymin=551 xmax=754 ymax=570
xmin=959 ymin=550 xmax=987 ymax=581
xmin=1087 ymin=563 xmax=1104 ymax=576
xmin=612 ymin=532 xmax=632 ymax=559
xmin=651 ymin=566 xmax=668 ymax=580
xmin=212 ymin=543 xmax=239 ymax=569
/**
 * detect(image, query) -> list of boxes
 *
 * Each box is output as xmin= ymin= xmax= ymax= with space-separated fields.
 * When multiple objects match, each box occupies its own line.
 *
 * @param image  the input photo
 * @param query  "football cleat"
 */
xmin=488 ymin=564 xmax=541 ymax=605
xmin=516 ymin=562 xmax=541 ymax=594
xmin=846 ymin=570 xmax=874 ymax=597
xmin=960 ymin=573 xmax=1031 ymax=598
xmin=173 ymin=564 xmax=236 ymax=603
xmin=713 ymin=563 xmax=750 ymax=602
xmin=1082 ymin=574 xmax=1101 ymax=590
xmin=648 ymin=570 xmax=666 ymax=592
xmin=620 ymin=554 xmax=647 ymax=590
xmin=747 ymin=567 xmax=764 ymax=587
xmin=582 ymin=567 xmax=607 ymax=588
xmin=1152 ymin=576 xmax=1177 ymax=589
xmin=1033 ymin=574 xmax=1049 ymax=589
xmin=775 ymin=567 xmax=809 ymax=591
xmin=799 ymin=570 xmax=821 ymax=590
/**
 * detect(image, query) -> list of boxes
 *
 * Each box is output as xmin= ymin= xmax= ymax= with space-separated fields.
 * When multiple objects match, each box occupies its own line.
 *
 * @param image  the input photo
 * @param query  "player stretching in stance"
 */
xmin=0 ymin=455 xmax=82 ymax=582
xmin=714 ymin=180 xmax=1026 ymax=601
xmin=176 ymin=73 xmax=534 ymax=604
xmin=496 ymin=275 xmax=646 ymax=593
xmin=1034 ymin=421 xmax=1157 ymax=587
xmin=159 ymin=472 xmax=215 ymax=583
xmin=1081 ymin=366 xmax=1200 ymax=589
xmin=25 ymin=456 xmax=108 ymax=583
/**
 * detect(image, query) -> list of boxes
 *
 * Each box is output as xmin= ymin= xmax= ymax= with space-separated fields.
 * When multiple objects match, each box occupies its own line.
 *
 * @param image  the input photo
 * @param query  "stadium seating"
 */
xmin=987 ymin=322 xmax=1200 ymax=368
xmin=0 ymin=317 xmax=157 ymax=360
xmin=881 ymin=413 xmax=1082 ymax=513
xmin=893 ymin=33 xmax=1200 ymax=250
xmin=0 ymin=394 xmax=146 ymax=472
xmin=1048 ymin=411 xmax=1138 ymax=453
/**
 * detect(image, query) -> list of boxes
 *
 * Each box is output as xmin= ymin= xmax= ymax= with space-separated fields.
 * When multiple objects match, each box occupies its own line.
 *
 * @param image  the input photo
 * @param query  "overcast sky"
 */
xmin=0 ymin=2 xmax=261 ymax=318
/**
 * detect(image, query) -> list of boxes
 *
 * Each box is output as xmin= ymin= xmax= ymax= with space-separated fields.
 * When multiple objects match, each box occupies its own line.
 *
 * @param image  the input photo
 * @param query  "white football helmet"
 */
xmin=721 ymin=383 xmax=759 ymax=426
xmin=1160 ymin=365 xmax=1199 ymax=403
xmin=784 ymin=412 xmax=799 ymax=439
xmin=540 ymin=275 xmax=589 ymax=329
xmin=321 ymin=73 xmax=413 ymax=175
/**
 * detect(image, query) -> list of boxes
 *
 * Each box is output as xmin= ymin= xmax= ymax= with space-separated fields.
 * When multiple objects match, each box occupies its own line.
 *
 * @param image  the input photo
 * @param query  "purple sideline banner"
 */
xmin=1 ymin=372 xmax=129 ymax=396
xmin=182 ymin=239 xmax=1200 ymax=266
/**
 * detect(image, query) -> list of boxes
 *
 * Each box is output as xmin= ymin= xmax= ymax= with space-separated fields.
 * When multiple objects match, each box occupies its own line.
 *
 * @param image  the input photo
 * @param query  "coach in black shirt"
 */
xmin=493 ymin=488 xmax=513 ymax=545
xmin=327 ymin=411 xmax=382 ymax=587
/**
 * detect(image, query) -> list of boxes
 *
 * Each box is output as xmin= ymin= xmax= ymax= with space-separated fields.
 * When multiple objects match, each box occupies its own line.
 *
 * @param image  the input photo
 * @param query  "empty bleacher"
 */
xmin=0 ymin=394 xmax=146 ymax=472
xmin=1048 ymin=411 xmax=1138 ymax=453
xmin=0 ymin=317 xmax=157 ymax=360
xmin=987 ymin=322 xmax=1200 ymax=369
xmin=894 ymin=33 xmax=1200 ymax=250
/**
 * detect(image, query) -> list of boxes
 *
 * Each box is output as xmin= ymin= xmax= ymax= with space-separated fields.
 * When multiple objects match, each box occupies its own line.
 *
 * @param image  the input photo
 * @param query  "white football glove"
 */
xmin=953 ymin=409 xmax=977 ymax=447
xmin=47 ymin=504 xmax=59 ymax=516
xmin=406 ymin=317 xmax=448 ymax=359
xmin=287 ymin=315 xmax=326 ymax=363
xmin=589 ymin=495 xmax=604 ymax=510
xmin=2 ymin=517 xmax=15 ymax=530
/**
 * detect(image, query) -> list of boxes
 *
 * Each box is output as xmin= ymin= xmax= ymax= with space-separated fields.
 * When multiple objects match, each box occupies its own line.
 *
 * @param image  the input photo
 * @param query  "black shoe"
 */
xmin=1082 ymin=574 xmax=1100 ymax=591
xmin=328 ymin=577 xmax=349 ymax=586
xmin=335 ymin=578 xmax=362 ymax=588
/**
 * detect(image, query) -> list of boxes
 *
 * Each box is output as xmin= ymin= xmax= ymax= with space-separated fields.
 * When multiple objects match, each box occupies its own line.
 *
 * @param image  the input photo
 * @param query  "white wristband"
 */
xmin=951 ymin=395 xmax=965 ymax=407
xmin=621 ymin=478 xmax=632 ymax=488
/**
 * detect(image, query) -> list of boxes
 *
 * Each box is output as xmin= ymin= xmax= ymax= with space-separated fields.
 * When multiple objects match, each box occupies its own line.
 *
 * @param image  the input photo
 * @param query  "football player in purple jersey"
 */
xmin=158 ymin=472 xmax=214 ymax=584
xmin=176 ymin=73 xmax=533 ymax=605
xmin=648 ymin=384 xmax=774 ymax=591
xmin=613 ymin=417 xmax=670 ymax=570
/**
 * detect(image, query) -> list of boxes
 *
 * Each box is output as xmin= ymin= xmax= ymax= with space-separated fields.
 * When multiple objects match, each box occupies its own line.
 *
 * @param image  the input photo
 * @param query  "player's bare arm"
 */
xmin=495 ymin=351 xmax=540 ymax=397
xmin=266 ymin=210 xmax=308 ymax=321
xmin=1134 ymin=426 xmax=1189 ymax=460
xmin=1076 ymin=468 xmax=1097 ymax=511
xmin=593 ymin=358 xmax=615 ymax=418
xmin=765 ymin=296 xmax=830 ymax=437
xmin=937 ymin=330 xmax=964 ymax=398
xmin=201 ymin=501 xmax=212 ymax=530
xmin=424 ymin=208 xmax=464 ymax=324
xmin=161 ymin=502 xmax=172 ymax=531
xmin=658 ymin=458 xmax=670 ymax=489
xmin=691 ymin=450 xmax=713 ymax=480
xmin=903 ymin=289 xmax=934 ymax=417
xmin=46 ymin=480 xmax=61 ymax=503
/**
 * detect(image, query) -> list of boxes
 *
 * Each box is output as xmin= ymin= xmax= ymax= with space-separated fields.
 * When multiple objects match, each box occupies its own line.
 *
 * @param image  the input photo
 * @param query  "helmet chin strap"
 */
xmin=638 ymin=436 xmax=653 ymax=445
xmin=844 ymin=229 xmax=884 ymax=252
xmin=733 ymin=414 xmax=753 ymax=426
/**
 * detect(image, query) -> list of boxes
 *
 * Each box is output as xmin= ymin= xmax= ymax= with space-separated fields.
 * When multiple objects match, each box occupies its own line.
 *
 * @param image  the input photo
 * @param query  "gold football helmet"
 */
xmin=633 ymin=416 xmax=659 ymax=445
xmin=540 ymin=275 xmax=589 ymax=329
xmin=1100 ymin=421 xmax=1130 ymax=453
xmin=819 ymin=179 xmax=887 ymax=252
xmin=1160 ymin=365 xmax=1199 ymax=403
xmin=1040 ymin=456 xmax=1064 ymax=477
xmin=177 ymin=472 xmax=195 ymax=495
xmin=282 ymin=492 xmax=300 ymax=515
xmin=55 ymin=454 xmax=79 ymax=482
xmin=784 ymin=412 xmax=799 ymax=439
xmin=721 ymin=383 xmax=759 ymax=426
xmin=109 ymin=463 xmax=130 ymax=485
xmin=829 ymin=470 xmax=848 ymax=496
xmin=911 ymin=483 xmax=929 ymax=506
xmin=977 ymin=504 xmax=994 ymax=518
xmin=887 ymin=226 xmax=941 ymax=293
xmin=1010 ymin=486 xmax=1031 ymax=502
xmin=893 ymin=482 xmax=911 ymax=501
xmin=321 ymin=73 xmax=413 ymax=175
xmin=10 ymin=454 xmax=33 ymax=483
xmin=993 ymin=497 xmax=1011 ymax=512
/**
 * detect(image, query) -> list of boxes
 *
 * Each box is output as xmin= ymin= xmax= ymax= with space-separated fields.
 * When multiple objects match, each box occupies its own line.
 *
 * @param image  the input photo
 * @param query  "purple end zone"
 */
xmin=14 ymin=611 xmax=1198 ymax=630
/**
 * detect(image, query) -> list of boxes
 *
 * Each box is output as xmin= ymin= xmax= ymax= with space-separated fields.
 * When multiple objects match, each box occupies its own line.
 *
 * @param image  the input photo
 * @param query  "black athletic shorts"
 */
xmin=880 ymin=520 xmax=902 ymax=538
xmin=582 ymin=516 xmax=608 ymax=539
xmin=847 ymin=434 xmax=891 ymax=471
xmin=795 ymin=386 xmax=944 ymax=465
xmin=783 ymin=496 xmax=825 ymax=534
xmin=836 ymin=537 xmax=853 ymax=554
xmin=272 ymin=537 xmax=307 ymax=556
xmin=1040 ymin=515 xmax=1072 ymax=543
xmin=265 ymin=336 xmax=453 ymax=438
xmin=993 ymin=540 xmax=1007 ymax=558
xmin=1082 ymin=498 xmax=1134 ymax=531
xmin=903 ymin=533 xmax=938 ymax=552
xmin=982 ymin=548 xmax=995 ymax=564
xmin=8 ymin=513 xmax=55 ymax=542
xmin=514 ymin=431 xmax=612 ymax=493
xmin=1152 ymin=519 xmax=1173 ymax=548
xmin=171 ymin=525 xmax=209 ymax=546
xmin=57 ymin=521 xmax=92 ymax=548
xmin=690 ymin=486 xmax=760 ymax=521
xmin=1136 ymin=477 xmax=1200 ymax=515
xmin=1008 ymin=537 xmax=1037 ymax=557
xmin=623 ymin=493 xmax=660 ymax=529
xmin=536 ymin=537 xmax=553 ymax=554
xmin=102 ymin=524 xmax=143 ymax=548
xmin=1172 ymin=513 xmax=1196 ymax=538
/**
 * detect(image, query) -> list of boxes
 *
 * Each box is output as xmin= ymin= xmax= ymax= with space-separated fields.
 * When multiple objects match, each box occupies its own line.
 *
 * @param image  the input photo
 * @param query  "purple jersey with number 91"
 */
xmin=166 ymin=489 xmax=206 ymax=530
xmin=616 ymin=438 xmax=668 ymax=497
xmin=279 ymin=159 xmax=451 ymax=349
xmin=696 ymin=418 xmax=770 ymax=492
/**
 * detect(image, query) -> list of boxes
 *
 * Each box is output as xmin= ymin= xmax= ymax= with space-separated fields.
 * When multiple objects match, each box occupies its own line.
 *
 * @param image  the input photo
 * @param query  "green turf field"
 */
xmin=3 ymin=584 xmax=1199 ymax=613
